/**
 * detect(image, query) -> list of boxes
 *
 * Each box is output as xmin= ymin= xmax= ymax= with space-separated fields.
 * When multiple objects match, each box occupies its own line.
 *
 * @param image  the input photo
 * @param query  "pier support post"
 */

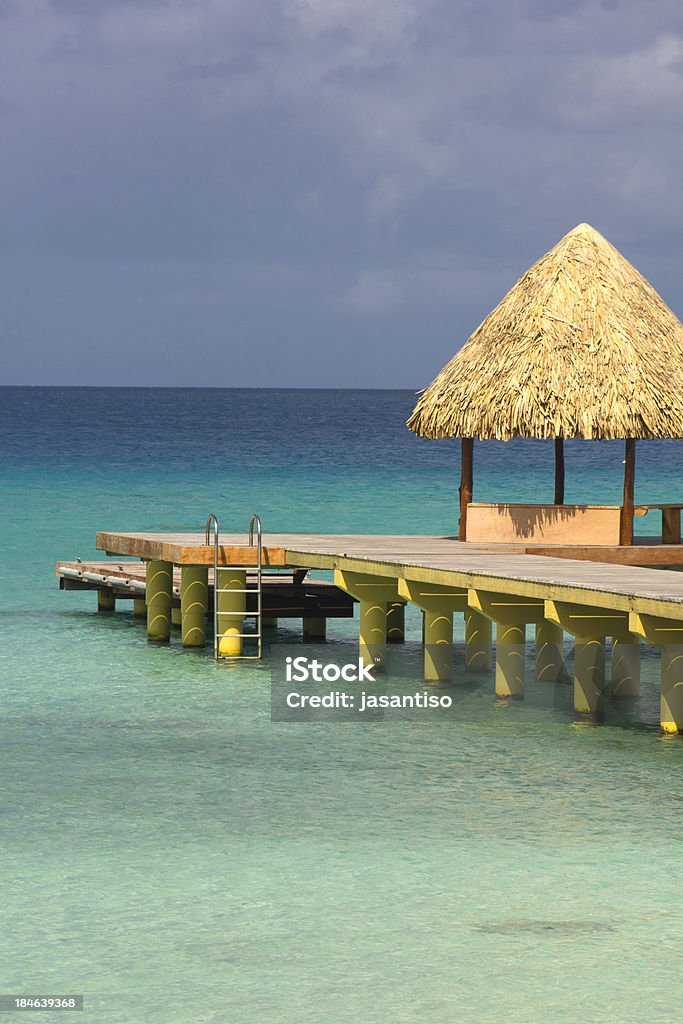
xmin=465 ymin=608 xmax=492 ymax=673
xmin=171 ymin=606 xmax=182 ymax=628
xmin=133 ymin=598 xmax=146 ymax=618
xmin=573 ymin=636 xmax=606 ymax=723
xmin=303 ymin=617 xmax=326 ymax=641
xmin=386 ymin=600 xmax=406 ymax=643
xmin=359 ymin=601 xmax=386 ymax=670
xmin=146 ymin=560 xmax=173 ymax=642
xmin=335 ymin=571 xmax=399 ymax=673
xmin=398 ymin=580 xmax=467 ymax=684
xmin=495 ymin=621 xmax=526 ymax=700
xmin=263 ymin=616 xmax=278 ymax=629
xmin=468 ymin=591 xmax=545 ymax=700
xmin=546 ymin=602 xmax=631 ymax=724
xmin=98 ymin=590 xmax=115 ymax=612
xmin=535 ymin=621 xmax=565 ymax=683
xmin=630 ymin=613 xmax=683 ymax=735
xmin=424 ymin=609 xmax=454 ymax=684
xmin=611 ymin=636 xmax=641 ymax=698
xmin=216 ymin=569 xmax=247 ymax=657
xmin=180 ymin=566 xmax=208 ymax=648
xmin=660 ymin=646 xmax=683 ymax=736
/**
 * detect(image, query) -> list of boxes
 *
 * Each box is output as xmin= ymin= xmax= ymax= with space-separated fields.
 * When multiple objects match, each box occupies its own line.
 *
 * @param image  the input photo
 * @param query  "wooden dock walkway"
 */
xmin=96 ymin=532 xmax=683 ymax=618
xmin=53 ymin=530 xmax=683 ymax=735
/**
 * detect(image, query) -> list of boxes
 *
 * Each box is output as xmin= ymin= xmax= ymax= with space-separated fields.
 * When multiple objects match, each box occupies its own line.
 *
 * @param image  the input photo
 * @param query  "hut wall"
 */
xmin=466 ymin=503 xmax=623 ymax=545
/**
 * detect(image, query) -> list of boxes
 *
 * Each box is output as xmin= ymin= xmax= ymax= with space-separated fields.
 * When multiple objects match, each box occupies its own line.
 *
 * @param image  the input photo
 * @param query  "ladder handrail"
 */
xmin=248 ymin=513 xmax=261 ymax=547
xmin=206 ymin=514 xmax=220 ymax=657
xmin=248 ymin=514 xmax=263 ymax=659
xmin=205 ymin=513 xmax=219 ymax=551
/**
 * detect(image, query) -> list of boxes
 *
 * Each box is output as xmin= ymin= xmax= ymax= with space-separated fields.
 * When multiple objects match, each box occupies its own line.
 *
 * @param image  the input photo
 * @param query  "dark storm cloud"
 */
xmin=2 ymin=0 xmax=683 ymax=385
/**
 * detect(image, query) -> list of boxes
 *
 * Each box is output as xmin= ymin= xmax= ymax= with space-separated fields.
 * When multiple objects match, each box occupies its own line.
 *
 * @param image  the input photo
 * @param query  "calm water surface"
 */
xmin=1 ymin=388 xmax=682 ymax=1023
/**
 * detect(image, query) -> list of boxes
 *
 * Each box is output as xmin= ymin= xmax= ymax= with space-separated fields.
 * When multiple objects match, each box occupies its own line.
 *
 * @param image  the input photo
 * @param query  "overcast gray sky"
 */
xmin=2 ymin=0 xmax=683 ymax=387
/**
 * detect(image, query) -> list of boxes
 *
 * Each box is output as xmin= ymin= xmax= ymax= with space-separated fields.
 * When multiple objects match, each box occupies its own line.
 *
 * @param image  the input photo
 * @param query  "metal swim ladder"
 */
xmin=206 ymin=513 xmax=263 ymax=660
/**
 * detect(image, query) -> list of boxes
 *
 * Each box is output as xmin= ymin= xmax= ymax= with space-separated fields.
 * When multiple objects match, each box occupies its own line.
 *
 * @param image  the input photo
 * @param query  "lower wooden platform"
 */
xmin=56 ymin=561 xmax=355 ymax=619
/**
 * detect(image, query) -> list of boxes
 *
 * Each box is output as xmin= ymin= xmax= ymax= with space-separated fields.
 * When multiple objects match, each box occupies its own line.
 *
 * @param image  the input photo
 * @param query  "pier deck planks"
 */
xmin=95 ymin=532 xmax=683 ymax=621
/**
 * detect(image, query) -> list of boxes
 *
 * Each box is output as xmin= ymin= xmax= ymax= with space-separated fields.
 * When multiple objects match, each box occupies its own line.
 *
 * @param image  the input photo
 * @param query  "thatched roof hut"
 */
xmin=407 ymin=223 xmax=683 ymax=543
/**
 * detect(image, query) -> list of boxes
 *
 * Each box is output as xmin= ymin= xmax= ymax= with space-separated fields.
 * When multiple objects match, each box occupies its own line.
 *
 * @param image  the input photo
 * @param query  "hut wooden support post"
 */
xmin=458 ymin=438 xmax=473 ymax=541
xmin=554 ymin=437 xmax=565 ymax=505
xmin=619 ymin=438 xmax=636 ymax=546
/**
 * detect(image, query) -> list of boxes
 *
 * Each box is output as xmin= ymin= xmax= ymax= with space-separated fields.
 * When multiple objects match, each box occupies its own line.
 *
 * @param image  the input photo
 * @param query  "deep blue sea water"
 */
xmin=2 ymin=387 xmax=683 ymax=1023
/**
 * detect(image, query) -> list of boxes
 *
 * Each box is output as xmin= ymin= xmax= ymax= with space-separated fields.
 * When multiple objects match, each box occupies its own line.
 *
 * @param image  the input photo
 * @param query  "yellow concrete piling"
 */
xmin=171 ymin=606 xmax=182 ymax=627
xmin=146 ymin=560 xmax=173 ymax=642
xmin=660 ymin=646 xmax=683 ymax=736
xmin=216 ymin=568 xmax=247 ymax=657
xmin=303 ymin=617 xmax=326 ymax=641
xmin=546 ymin=601 xmax=631 ymax=724
xmin=495 ymin=621 xmax=526 ymax=699
xmin=611 ymin=636 xmax=641 ymax=698
xmin=359 ymin=600 xmax=387 ymax=671
xmin=574 ymin=636 xmax=606 ymax=723
xmin=263 ymin=616 xmax=278 ymax=629
xmin=180 ymin=566 xmax=208 ymax=648
xmin=535 ymin=620 xmax=564 ymax=683
xmin=469 ymin=591 xmax=545 ymax=700
xmin=97 ymin=589 xmax=115 ymax=612
xmin=133 ymin=598 xmax=146 ymax=618
xmin=335 ymin=570 xmax=399 ymax=672
xmin=386 ymin=600 xmax=406 ymax=643
xmin=630 ymin=613 xmax=683 ymax=735
xmin=423 ymin=609 xmax=454 ymax=683
xmin=465 ymin=608 xmax=492 ymax=673
xmin=399 ymin=580 xmax=467 ymax=684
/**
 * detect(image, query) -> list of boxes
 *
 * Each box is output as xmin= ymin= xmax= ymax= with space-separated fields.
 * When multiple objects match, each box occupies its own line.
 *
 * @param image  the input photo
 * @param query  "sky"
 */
xmin=2 ymin=0 xmax=683 ymax=387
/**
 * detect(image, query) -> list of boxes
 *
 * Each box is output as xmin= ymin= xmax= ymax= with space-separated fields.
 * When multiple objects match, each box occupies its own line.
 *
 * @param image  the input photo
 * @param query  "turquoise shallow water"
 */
xmin=2 ymin=387 xmax=683 ymax=1023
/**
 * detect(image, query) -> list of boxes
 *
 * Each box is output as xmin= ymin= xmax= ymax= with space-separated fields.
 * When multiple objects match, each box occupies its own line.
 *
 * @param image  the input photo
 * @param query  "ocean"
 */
xmin=2 ymin=386 xmax=683 ymax=1023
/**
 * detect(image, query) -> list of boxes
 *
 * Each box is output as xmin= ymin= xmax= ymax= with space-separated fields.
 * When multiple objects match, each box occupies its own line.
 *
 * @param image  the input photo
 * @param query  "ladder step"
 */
xmin=216 ymin=569 xmax=262 ymax=577
xmin=216 ymin=654 xmax=262 ymax=661
xmin=218 ymin=626 xmax=264 ymax=634
xmin=218 ymin=606 xmax=264 ymax=614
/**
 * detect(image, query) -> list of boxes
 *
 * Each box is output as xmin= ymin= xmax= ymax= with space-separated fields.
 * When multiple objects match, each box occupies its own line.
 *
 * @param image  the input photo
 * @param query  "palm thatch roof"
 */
xmin=407 ymin=223 xmax=683 ymax=441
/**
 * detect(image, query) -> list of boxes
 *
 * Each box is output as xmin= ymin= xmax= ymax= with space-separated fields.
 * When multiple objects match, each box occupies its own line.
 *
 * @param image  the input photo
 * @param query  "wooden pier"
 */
xmin=56 ymin=558 xmax=355 ymax=640
xmin=54 ymin=530 xmax=683 ymax=735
